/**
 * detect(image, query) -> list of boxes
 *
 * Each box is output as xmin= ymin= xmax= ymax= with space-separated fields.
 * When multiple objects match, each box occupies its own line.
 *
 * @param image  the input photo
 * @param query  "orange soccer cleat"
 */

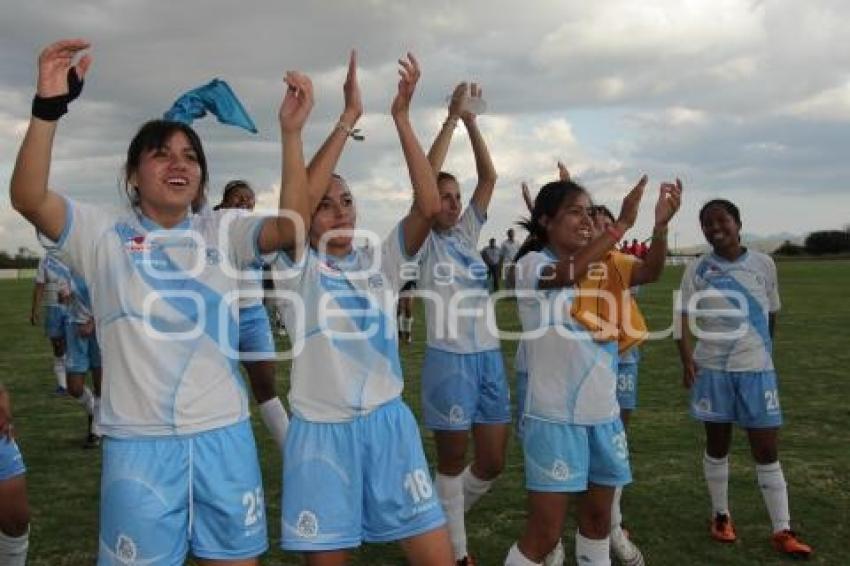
xmin=772 ymin=530 xmax=812 ymax=559
xmin=710 ymin=513 xmax=738 ymax=543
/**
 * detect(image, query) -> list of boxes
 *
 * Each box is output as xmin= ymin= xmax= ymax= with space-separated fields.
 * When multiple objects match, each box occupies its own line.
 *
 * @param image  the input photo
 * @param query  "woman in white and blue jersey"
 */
xmin=504 ymin=175 xmax=680 ymax=566
xmin=30 ymin=251 xmax=71 ymax=393
xmin=676 ymin=199 xmax=811 ymax=558
xmin=416 ymin=82 xmax=505 ymax=565
xmin=273 ymin=52 xmax=452 ymax=565
xmin=10 ymin=38 xmax=314 ymax=565
xmin=212 ymin=180 xmax=289 ymax=450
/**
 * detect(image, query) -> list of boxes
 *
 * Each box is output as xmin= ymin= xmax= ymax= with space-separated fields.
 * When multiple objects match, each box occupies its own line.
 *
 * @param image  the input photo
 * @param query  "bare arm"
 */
xmin=394 ymin=54 xmax=440 ymax=256
xmin=257 ymin=71 xmax=313 ymax=256
xmin=538 ymin=175 xmax=648 ymax=290
xmin=304 ymin=50 xmax=363 ymax=213
xmin=675 ymin=313 xmax=698 ymax=389
xmin=426 ymin=82 xmax=465 ymax=174
xmin=464 ymin=86 xmax=498 ymax=213
xmin=11 ymin=40 xmax=92 ymax=241
xmin=30 ymin=282 xmax=45 ymax=324
xmin=631 ymin=179 xmax=683 ymax=285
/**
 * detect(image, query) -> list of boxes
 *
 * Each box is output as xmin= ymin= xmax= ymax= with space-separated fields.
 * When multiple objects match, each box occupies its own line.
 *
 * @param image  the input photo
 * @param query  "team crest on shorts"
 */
xmin=115 ymin=533 xmax=137 ymax=564
xmin=449 ymin=404 xmax=465 ymax=425
xmin=296 ymin=510 xmax=319 ymax=538
xmin=551 ymin=459 xmax=571 ymax=481
xmin=695 ymin=397 xmax=712 ymax=413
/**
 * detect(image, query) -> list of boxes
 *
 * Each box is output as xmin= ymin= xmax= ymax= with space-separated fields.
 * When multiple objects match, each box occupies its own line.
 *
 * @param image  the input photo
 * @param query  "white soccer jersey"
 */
xmin=50 ymin=198 xmax=265 ymax=437
xmin=500 ymin=238 xmax=520 ymax=263
xmin=65 ymin=271 xmax=94 ymax=324
xmin=680 ymin=250 xmax=780 ymax=372
xmin=35 ymin=255 xmax=71 ymax=306
xmin=515 ymin=250 xmax=619 ymax=425
xmin=273 ymin=222 xmax=415 ymax=423
xmin=418 ymin=204 xmax=500 ymax=353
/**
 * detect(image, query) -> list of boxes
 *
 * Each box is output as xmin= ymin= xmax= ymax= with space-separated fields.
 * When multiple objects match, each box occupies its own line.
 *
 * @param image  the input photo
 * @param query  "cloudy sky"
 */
xmin=2 ymin=0 xmax=849 ymax=253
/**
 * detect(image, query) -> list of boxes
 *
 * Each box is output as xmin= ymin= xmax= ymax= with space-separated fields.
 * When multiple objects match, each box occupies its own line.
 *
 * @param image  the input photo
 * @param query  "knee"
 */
xmin=65 ymin=377 xmax=84 ymax=398
xmin=474 ymin=454 xmax=505 ymax=481
xmin=751 ymin=445 xmax=778 ymax=465
xmin=578 ymin=506 xmax=611 ymax=539
xmin=0 ymin=509 xmax=30 ymax=539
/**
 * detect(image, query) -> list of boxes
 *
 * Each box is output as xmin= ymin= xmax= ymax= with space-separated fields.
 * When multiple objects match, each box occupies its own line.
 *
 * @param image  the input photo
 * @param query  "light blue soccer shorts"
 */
xmin=238 ymin=304 xmax=276 ymax=362
xmin=64 ymin=322 xmax=101 ymax=374
xmin=282 ymin=398 xmax=446 ymax=551
xmin=616 ymin=362 xmax=639 ymax=411
xmin=690 ymin=369 xmax=783 ymax=429
xmin=0 ymin=439 xmax=26 ymax=481
xmin=98 ymin=420 xmax=267 ymax=565
xmin=44 ymin=305 xmax=67 ymax=339
xmin=522 ymin=417 xmax=632 ymax=492
xmin=421 ymin=347 xmax=511 ymax=430
xmin=515 ymin=370 xmax=528 ymax=439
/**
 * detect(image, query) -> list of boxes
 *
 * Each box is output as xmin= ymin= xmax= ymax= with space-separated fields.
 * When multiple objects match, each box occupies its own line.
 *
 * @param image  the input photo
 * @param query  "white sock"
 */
xmin=54 ymin=356 xmax=66 ymax=388
xmin=259 ymin=397 xmax=289 ymax=451
xmin=92 ymin=396 xmax=101 ymax=436
xmin=461 ymin=464 xmax=493 ymax=512
xmin=575 ymin=532 xmax=611 ymax=566
xmin=543 ymin=539 xmax=565 ymax=566
xmin=505 ymin=542 xmax=541 ymax=566
xmin=77 ymin=387 xmax=95 ymax=416
xmin=0 ymin=527 xmax=29 ymax=566
xmin=610 ymin=485 xmax=623 ymax=528
xmin=703 ymin=453 xmax=730 ymax=516
xmin=756 ymin=461 xmax=791 ymax=533
xmin=436 ymin=472 xmax=467 ymax=560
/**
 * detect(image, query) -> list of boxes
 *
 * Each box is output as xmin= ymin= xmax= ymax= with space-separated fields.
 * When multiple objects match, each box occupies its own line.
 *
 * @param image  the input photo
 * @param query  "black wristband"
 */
xmin=32 ymin=94 xmax=68 ymax=121
xmin=67 ymin=67 xmax=84 ymax=102
xmin=30 ymin=67 xmax=85 ymax=122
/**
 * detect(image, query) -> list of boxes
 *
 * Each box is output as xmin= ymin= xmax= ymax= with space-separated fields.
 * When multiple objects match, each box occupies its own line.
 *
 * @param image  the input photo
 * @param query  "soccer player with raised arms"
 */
xmin=677 ymin=199 xmax=812 ymax=559
xmin=10 ymin=38 xmax=313 ymax=565
xmin=416 ymin=81 xmax=507 ymax=566
xmin=273 ymin=51 xmax=453 ymax=565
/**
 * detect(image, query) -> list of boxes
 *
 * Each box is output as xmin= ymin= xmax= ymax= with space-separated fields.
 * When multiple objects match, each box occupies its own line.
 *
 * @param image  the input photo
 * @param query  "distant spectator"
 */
xmin=481 ymin=238 xmax=502 ymax=292
xmin=500 ymin=228 xmax=520 ymax=289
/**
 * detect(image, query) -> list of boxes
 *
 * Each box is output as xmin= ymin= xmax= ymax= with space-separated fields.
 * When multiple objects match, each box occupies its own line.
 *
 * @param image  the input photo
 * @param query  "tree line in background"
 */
xmin=0 ymin=247 xmax=39 ymax=269
xmin=774 ymin=225 xmax=850 ymax=256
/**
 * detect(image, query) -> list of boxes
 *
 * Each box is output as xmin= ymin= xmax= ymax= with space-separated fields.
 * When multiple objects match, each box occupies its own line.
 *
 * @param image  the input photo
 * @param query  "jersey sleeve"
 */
xmin=221 ymin=210 xmax=267 ymax=269
xmin=515 ymin=252 xmax=551 ymax=291
xmin=611 ymin=251 xmax=639 ymax=288
xmin=381 ymin=221 xmax=420 ymax=295
xmin=456 ymin=202 xmax=486 ymax=247
xmin=49 ymin=197 xmax=112 ymax=281
xmin=765 ymin=256 xmax=781 ymax=312
xmin=34 ymin=258 xmax=47 ymax=284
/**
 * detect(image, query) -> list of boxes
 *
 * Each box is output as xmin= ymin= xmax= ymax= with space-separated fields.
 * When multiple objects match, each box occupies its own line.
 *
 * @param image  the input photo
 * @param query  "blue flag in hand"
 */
xmin=163 ymin=79 xmax=258 ymax=133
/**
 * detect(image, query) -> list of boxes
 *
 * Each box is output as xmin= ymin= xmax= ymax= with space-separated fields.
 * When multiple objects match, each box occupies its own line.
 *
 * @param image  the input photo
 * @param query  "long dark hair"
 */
xmin=515 ymin=179 xmax=589 ymax=261
xmin=123 ymin=120 xmax=209 ymax=209
xmin=699 ymin=199 xmax=741 ymax=227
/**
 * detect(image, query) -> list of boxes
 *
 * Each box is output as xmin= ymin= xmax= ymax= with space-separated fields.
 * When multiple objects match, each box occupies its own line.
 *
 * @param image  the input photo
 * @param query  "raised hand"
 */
xmin=37 ymin=38 xmax=92 ymax=98
xmin=391 ymin=52 xmax=421 ymax=118
xmin=655 ymin=178 xmax=683 ymax=228
xmin=616 ymin=175 xmax=648 ymax=231
xmin=461 ymin=82 xmax=482 ymax=122
xmin=279 ymin=71 xmax=314 ymax=134
xmin=342 ymin=50 xmax=362 ymax=124
xmin=447 ymin=82 xmax=468 ymax=119
xmin=557 ymin=161 xmax=570 ymax=181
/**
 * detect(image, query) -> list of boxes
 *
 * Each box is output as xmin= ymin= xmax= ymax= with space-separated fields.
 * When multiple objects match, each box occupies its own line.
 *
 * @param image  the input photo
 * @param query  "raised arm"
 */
xmin=256 ymin=71 xmax=313 ymax=256
xmin=538 ymin=175 xmax=648 ymax=289
xmin=304 ymin=50 xmax=363 ymax=213
xmin=630 ymin=179 xmax=683 ymax=285
xmin=463 ymin=84 xmax=498 ymax=213
xmin=427 ymin=82 xmax=466 ymax=174
xmin=10 ymin=39 xmax=92 ymax=242
xmin=393 ymin=53 xmax=440 ymax=256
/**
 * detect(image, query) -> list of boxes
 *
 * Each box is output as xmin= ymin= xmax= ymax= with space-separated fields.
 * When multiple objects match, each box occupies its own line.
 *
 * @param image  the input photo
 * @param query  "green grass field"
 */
xmin=2 ymin=261 xmax=848 ymax=565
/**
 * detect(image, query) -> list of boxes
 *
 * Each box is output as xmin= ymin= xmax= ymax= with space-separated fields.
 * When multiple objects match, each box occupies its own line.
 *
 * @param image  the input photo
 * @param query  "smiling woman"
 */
xmin=8 ymin=38 xmax=314 ymax=566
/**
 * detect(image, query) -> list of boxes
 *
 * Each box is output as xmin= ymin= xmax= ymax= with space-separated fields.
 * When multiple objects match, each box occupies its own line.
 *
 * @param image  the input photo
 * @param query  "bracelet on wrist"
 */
xmin=335 ymin=121 xmax=364 ymax=141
